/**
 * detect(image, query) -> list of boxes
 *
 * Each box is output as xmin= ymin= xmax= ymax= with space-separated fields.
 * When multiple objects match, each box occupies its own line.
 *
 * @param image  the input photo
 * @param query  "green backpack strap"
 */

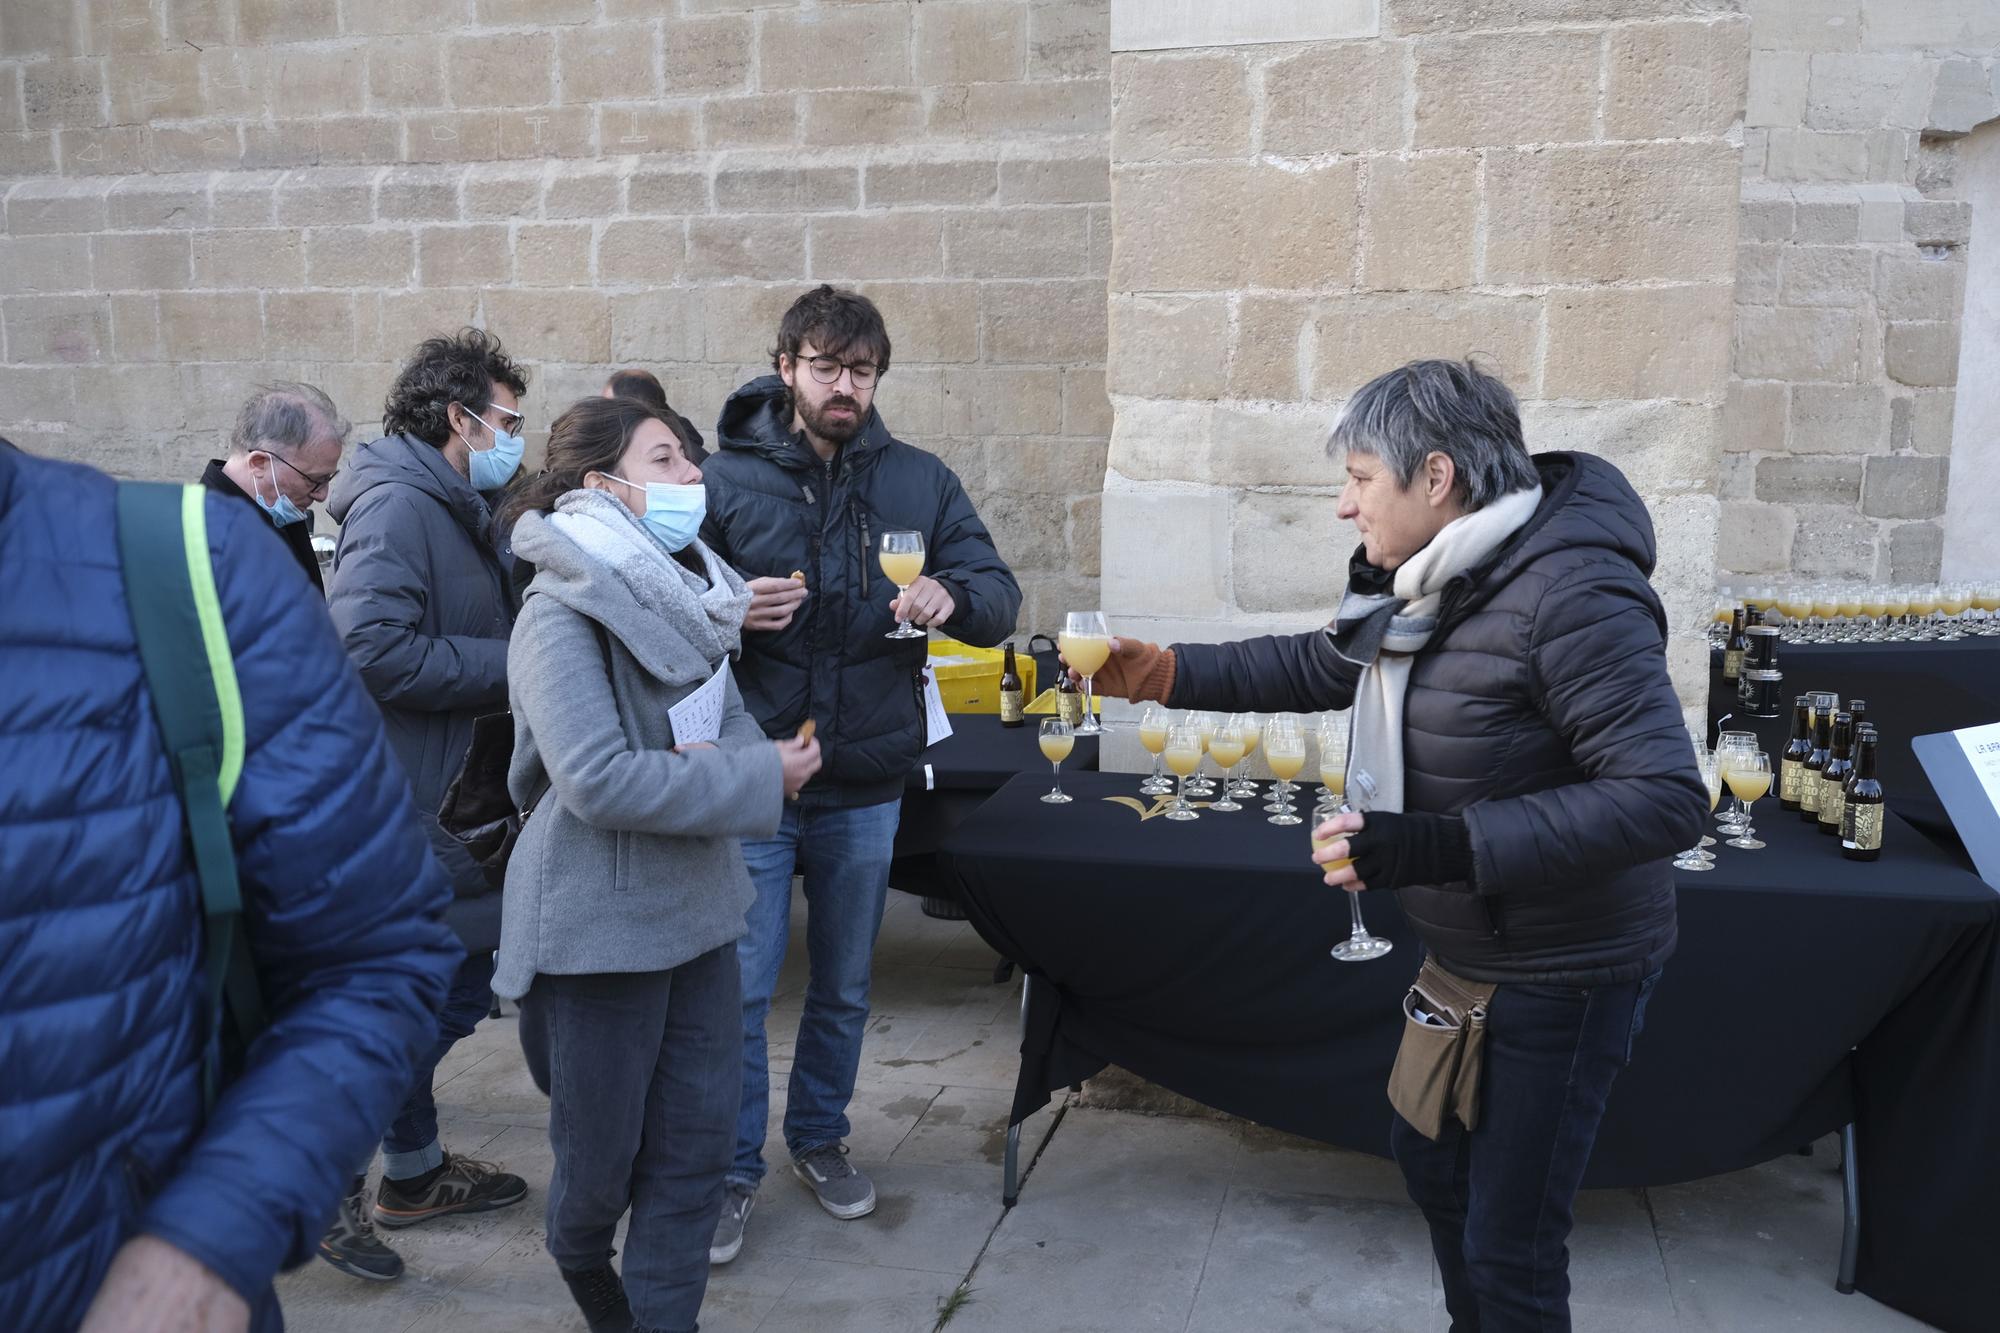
xmin=116 ymin=482 xmax=266 ymax=1114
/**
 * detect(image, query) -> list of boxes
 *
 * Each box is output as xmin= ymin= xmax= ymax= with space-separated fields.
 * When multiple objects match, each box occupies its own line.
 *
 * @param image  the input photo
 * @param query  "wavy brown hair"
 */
xmin=497 ymin=396 xmax=674 ymax=535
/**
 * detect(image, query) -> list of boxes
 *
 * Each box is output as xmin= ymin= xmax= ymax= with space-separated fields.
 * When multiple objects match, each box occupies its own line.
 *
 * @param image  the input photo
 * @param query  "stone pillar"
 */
xmin=1101 ymin=0 xmax=1746 ymax=719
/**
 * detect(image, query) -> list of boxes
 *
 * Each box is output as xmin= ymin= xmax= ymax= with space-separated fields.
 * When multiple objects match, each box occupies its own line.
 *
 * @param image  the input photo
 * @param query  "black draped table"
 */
xmin=944 ymin=770 xmax=2000 ymax=1333
xmin=1710 ymin=635 xmax=2000 ymax=845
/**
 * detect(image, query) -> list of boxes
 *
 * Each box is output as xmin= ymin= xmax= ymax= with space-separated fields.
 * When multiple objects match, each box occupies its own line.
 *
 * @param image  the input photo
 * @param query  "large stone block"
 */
xmin=689 ymin=216 xmax=804 ymax=281
xmin=1232 ymin=491 xmax=1353 ymax=615
xmin=264 ymin=292 xmax=357 ymax=361
xmin=597 ymin=102 xmax=701 ymax=154
xmin=91 ymin=232 xmax=193 ymax=292
xmin=628 ymin=167 xmax=706 ymax=215
xmin=1875 ymin=253 xmax=1964 ymax=322
xmin=1737 ymin=243 xmax=1780 ymax=304
xmin=207 ymin=172 xmax=282 ymax=229
xmin=542 ymin=162 xmax=626 ymax=221
xmin=1764 ymin=128 xmax=1871 ymax=182
xmin=853 ymin=281 xmax=983 ymax=363
xmin=1000 ymin=153 xmax=1110 ymax=205
xmin=1734 ymin=306 xmax=1862 ymax=382
xmin=4 ymin=178 xmax=111 ymax=235
xmin=1070 ymin=493 xmax=1103 ymax=578
xmin=1111 ymin=53 xmax=1251 ymax=161
xmin=1106 ymin=395 xmax=1214 ymax=483
xmin=306 ymin=228 xmax=415 ymax=288
xmin=1885 ymin=321 xmax=1958 ymax=387
xmin=364 ymin=287 xmax=482 ymax=361
xmin=1790 ymin=191 xmax=1859 ymax=243
xmin=1064 ymin=367 xmax=1114 ymax=438
xmin=1887 ymin=520 xmax=1942 ymax=582
xmin=459 ymin=163 xmax=546 ymax=221
xmin=403 ymin=107 xmax=592 ymax=163
xmin=1904 ymin=200 xmax=1972 ymax=247
xmin=445 ymin=31 xmax=555 ymax=109
xmin=1805 ymin=52 xmax=1932 ymax=132
xmin=1100 ymin=483 xmax=1232 ymax=620
xmin=930 ymin=78 xmax=1111 ymax=137
xmin=1778 ymin=245 xmax=1873 ymax=308
xmin=1111 ymin=160 xmax=1358 ymax=292
xmin=663 ymin=15 xmax=754 ymax=95
xmin=716 ymin=166 xmax=860 ymax=213
xmin=1748 ymin=1 xmax=1863 ymax=54
xmin=944 ymin=207 xmax=1090 ymax=279
xmin=1928 ymin=58 xmax=1999 ymax=135
xmin=703 ymin=94 xmax=800 ymax=148
xmin=1747 ymin=50 xmax=1810 ymax=128
xmin=417 ymin=224 xmax=512 ymax=287
xmin=802 ymin=90 xmax=925 ymax=146
xmin=610 ymin=288 xmax=703 ymax=364
xmin=1889 ymin=389 xmax=1953 ymax=455
xmin=1414 ymin=31 xmax=1599 ymax=149
xmin=2 ymin=294 xmax=112 ymax=363
xmin=866 ymin=159 xmax=998 ymax=208
xmin=477 ymin=0 xmax=593 ymax=21
xmin=1106 ymin=294 xmax=1228 ymax=399
xmin=376 ymin=165 xmax=461 ymax=222
xmin=0 ymin=365 xmax=78 ymax=421
xmin=598 ymin=218 xmax=689 ymax=284
xmin=0 ymin=236 xmax=92 ymax=295
xmin=1228 ymin=295 xmax=1311 ymax=401
xmin=158 ymin=291 xmax=262 ymax=361
xmin=1720 ymin=380 xmax=1786 ymax=453
xmin=761 ymin=8 xmax=911 ymax=91
xmin=1523 ymin=400 xmax=1721 ymax=497
xmin=365 ymin=37 xmax=444 ymax=109
xmin=1030 ymin=0 xmax=1110 ymax=80
xmin=982 ymin=279 xmax=1107 ymax=364
xmin=1263 ymin=41 xmax=1403 ymax=156
xmin=25 ymin=57 xmax=106 ymax=130
xmin=515 ymin=224 xmax=592 ymax=287
xmin=1856 ymin=0 xmax=2000 ymax=51
xmin=1362 ymin=153 xmax=1476 ymax=292
xmin=1787 ymin=383 xmax=1888 ymax=454
xmin=918 ymin=2 xmax=1027 ymax=86
xmin=1312 ymin=294 xmax=1542 ymax=399
xmin=556 ymin=23 xmax=659 ymax=105
xmin=982 ymin=437 xmax=1108 ymax=505
xmin=1214 ymin=403 xmax=1342 ymax=488
xmin=1716 ymin=501 xmax=1796 ymax=574
xmin=109 ymin=176 xmax=214 ymax=231
xmin=104 ymin=50 xmax=202 ymax=126
xmin=1544 ymin=285 xmax=1733 ymax=402
xmin=942 ymin=367 xmax=1066 ymax=437
xmin=1861 ymin=454 xmax=1948 ymax=520
xmin=1755 ymin=455 xmax=1862 ymax=505
xmin=1789 ymin=503 xmax=1879 ymax=578
xmin=109 ymin=293 xmax=162 ymax=362
xmin=811 ymin=213 xmax=943 ymax=279
xmin=1391 ymin=1 xmax=1741 ymax=36
xmin=485 ymin=289 xmax=610 ymax=363
xmin=1484 ymin=143 xmax=1739 ymax=285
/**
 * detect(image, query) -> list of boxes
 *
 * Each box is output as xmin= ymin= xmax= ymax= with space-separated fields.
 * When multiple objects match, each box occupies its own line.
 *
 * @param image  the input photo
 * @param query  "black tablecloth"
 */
xmin=889 ymin=713 xmax=1099 ymax=898
xmin=945 ymin=771 xmax=2000 ymax=1333
xmin=1710 ymin=636 xmax=2000 ymax=846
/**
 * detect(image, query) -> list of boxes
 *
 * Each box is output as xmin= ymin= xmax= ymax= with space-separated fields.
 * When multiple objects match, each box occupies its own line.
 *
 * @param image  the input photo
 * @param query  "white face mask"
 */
xmin=603 ymin=474 xmax=707 ymax=553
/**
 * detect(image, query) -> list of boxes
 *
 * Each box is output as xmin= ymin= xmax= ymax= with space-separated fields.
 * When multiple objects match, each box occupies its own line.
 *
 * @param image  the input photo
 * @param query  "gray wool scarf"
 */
xmin=1330 ymin=485 xmax=1543 ymax=813
xmin=548 ymin=487 xmax=751 ymax=670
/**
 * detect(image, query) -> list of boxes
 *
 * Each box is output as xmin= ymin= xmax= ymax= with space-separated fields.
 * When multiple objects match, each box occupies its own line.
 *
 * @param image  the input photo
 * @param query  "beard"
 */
xmin=796 ymin=391 xmax=864 ymax=446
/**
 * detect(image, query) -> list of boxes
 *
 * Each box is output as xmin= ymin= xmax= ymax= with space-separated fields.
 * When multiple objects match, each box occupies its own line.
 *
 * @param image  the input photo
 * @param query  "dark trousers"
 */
xmin=519 ymin=945 xmax=741 ymax=1333
xmin=1391 ymin=972 xmax=1659 ymax=1333
xmin=377 ymin=951 xmax=494 ymax=1179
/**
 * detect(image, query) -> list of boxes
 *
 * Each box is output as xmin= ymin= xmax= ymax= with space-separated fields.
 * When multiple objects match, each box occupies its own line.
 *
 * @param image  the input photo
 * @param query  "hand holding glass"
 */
xmin=1316 ymin=802 xmax=1393 ymax=963
xmin=1059 ymin=611 xmax=1110 ymax=736
xmin=880 ymin=531 xmax=926 ymax=640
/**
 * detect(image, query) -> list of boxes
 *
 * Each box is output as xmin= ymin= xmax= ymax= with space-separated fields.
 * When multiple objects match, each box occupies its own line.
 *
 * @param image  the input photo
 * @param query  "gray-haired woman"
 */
xmin=1081 ymin=360 xmax=1706 ymax=1332
xmin=496 ymin=397 xmax=820 ymax=1333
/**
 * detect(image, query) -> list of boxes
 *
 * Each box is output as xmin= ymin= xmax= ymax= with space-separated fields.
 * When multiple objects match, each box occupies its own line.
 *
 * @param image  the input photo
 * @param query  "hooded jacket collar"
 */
xmin=715 ymin=374 xmax=892 ymax=474
xmin=327 ymin=432 xmax=492 ymax=543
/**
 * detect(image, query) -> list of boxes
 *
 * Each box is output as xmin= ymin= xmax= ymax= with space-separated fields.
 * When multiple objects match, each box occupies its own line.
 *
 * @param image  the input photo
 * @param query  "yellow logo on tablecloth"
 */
xmin=1102 ymin=796 xmax=1213 ymax=821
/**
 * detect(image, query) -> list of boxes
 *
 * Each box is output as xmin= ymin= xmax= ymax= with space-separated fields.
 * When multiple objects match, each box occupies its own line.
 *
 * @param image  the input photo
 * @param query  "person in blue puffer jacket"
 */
xmin=0 ymin=442 xmax=463 ymax=1331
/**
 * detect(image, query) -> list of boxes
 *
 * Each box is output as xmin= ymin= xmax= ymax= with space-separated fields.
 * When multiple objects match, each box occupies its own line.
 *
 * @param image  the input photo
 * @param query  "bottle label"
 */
xmin=1779 ymin=758 xmax=1803 ymax=804
xmin=1801 ymin=772 xmax=1821 ymax=813
xmin=1723 ymin=649 xmax=1744 ymax=679
xmin=1819 ymin=783 xmax=1845 ymax=829
xmin=1843 ymin=803 xmax=1885 ymax=852
xmin=999 ymin=688 xmax=1024 ymax=723
xmin=1057 ymin=693 xmax=1081 ymax=726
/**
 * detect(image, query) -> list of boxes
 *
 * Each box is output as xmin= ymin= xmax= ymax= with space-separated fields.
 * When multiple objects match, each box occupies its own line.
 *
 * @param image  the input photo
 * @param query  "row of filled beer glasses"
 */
xmin=1133 ymin=707 xmax=1349 ymax=824
xmin=1714 ymin=581 xmax=2000 ymax=644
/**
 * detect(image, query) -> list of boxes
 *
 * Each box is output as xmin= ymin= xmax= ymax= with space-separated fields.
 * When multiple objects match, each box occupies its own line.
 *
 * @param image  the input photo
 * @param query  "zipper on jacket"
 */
xmin=858 ymin=509 xmax=871 ymax=598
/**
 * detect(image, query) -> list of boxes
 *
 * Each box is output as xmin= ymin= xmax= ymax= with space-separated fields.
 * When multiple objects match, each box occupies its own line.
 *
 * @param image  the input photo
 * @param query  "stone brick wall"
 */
xmin=1101 ymin=0 xmax=1746 ymax=714
xmin=0 ymin=0 xmax=1112 ymax=633
xmin=1719 ymin=0 xmax=1999 ymax=583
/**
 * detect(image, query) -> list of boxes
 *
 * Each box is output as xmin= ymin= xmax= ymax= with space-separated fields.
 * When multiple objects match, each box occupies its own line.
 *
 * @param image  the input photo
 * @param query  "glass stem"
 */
xmin=1177 ymin=771 xmax=1190 ymax=810
xmin=1051 ymin=761 xmax=1062 ymax=796
xmin=1348 ymin=890 xmax=1369 ymax=938
xmin=1083 ymin=674 xmax=1095 ymax=725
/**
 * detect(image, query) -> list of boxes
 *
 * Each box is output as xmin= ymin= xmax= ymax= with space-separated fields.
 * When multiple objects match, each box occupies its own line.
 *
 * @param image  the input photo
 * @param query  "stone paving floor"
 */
xmin=279 ymin=887 xmax=1934 ymax=1332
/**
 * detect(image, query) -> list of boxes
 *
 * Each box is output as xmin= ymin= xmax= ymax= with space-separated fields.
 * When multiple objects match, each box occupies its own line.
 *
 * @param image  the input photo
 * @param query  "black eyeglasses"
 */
xmin=804 ymin=355 xmax=880 ymax=388
xmin=265 ymin=450 xmax=336 ymax=493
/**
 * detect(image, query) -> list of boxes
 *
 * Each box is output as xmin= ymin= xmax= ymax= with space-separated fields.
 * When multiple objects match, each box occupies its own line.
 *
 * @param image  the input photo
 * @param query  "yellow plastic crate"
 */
xmin=928 ymin=639 xmax=1035 ymax=714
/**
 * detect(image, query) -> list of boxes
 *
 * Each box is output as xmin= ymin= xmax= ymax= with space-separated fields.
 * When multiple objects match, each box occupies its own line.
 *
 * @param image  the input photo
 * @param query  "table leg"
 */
xmin=1836 ymin=1121 xmax=1859 ymax=1294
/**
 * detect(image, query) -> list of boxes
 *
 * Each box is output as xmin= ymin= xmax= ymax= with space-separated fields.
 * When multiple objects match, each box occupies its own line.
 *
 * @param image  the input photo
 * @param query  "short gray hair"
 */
xmin=229 ymin=382 xmax=351 ymax=459
xmin=1327 ymin=359 xmax=1539 ymax=509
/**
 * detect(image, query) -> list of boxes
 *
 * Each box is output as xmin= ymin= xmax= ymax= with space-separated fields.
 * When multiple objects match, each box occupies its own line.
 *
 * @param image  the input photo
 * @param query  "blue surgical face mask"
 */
xmin=606 ymin=474 xmax=706 ymax=553
xmin=254 ymin=455 xmax=308 ymax=527
xmin=463 ymin=408 xmax=525 ymax=492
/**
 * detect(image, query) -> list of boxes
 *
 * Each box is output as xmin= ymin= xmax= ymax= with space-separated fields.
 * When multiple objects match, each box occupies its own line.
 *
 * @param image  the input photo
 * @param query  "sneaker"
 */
xmin=561 ymin=1260 xmax=634 ymax=1333
xmin=709 ymin=1182 xmax=756 ymax=1264
xmin=373 ymin=1152 xmax=528 ymax=1229
xmin=791 ymin=1143 xmax=876 ymax=1220
xmin=317 ymin=1180 xmax=404 ymax=1281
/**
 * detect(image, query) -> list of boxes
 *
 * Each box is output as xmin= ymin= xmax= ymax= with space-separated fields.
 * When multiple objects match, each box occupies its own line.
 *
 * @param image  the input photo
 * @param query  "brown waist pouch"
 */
xmin=1387 ymin=957 xmax=1499 ymax=1141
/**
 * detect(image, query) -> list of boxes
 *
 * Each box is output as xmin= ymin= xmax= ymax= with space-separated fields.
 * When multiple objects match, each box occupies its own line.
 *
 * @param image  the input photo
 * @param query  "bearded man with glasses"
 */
xmin=699 ymin=285 xmax=1021 ymax=1264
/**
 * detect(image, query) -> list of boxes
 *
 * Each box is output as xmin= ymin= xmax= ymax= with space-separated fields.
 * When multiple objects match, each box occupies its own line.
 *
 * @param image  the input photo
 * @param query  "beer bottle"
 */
xmin=1778 ymin=696 xmax=1812 ymax=811
xmin=1800 ymin=708 xmax=1832 ymax=822
xmin=1841 ymin=729 xmax=1884 ymax=861
xmin=1056 ymin=665 xmax=1083 ymax=728
xmin=1846 ymin=698 xmax=1867 ymax=735
xmin=999 ymin=643 xmax=1025 ymax=728
xmin=1722 ymin=608 xmax=1747 ymax=681
xmin=1817 ymin=711 xmax=1855 ymax=837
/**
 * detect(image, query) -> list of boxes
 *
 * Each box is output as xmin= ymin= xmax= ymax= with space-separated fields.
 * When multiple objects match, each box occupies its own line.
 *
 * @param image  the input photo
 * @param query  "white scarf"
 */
xmin=1335 ymin=485 xmax=1543 ymax=813
xmin=548 ymin=488 xmax=750 ymax=665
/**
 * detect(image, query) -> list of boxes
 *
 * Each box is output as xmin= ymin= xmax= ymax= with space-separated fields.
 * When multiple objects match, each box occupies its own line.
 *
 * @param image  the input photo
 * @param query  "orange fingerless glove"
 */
xmin=1081 ymin=639 xmax=1176 ymax=704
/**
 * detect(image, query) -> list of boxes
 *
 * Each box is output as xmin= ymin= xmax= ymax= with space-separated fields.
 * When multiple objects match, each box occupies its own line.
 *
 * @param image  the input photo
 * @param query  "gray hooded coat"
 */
xmin=326 ymin=433 xmax=513 ymax=950
xmin=493 ymin=491 xmax=784 ymax=1000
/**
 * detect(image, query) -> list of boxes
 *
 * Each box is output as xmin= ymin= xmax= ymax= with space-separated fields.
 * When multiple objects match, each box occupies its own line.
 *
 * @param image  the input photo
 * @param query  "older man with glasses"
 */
xmin=199 ymin=383 xmax=349 ymax=594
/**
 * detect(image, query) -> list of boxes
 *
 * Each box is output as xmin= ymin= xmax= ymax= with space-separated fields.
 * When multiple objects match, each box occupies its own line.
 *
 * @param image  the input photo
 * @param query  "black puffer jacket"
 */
xmin=703 ymin=375 xmax=1022 ymax=808
xmin=1171 ymin=452 xmax=1705 ymax=985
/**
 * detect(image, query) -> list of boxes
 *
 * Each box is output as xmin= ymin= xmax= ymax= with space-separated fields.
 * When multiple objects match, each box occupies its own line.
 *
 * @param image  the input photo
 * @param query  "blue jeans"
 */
xmin=519 ymin=947 xmax=740 ymax=1333
xmin=378 ymin=952 xmax=495 ymax=1180
xmin=730 ymin=800 xmax=900 ymax=1187
xmin=1391 ymin=971 xmax=1659 ymax=1333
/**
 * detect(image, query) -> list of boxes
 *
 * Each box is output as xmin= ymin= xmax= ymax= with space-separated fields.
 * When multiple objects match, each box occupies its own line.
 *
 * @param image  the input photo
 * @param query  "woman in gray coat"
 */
xmin=496 ymin=397 xmax=821 ymax=1333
